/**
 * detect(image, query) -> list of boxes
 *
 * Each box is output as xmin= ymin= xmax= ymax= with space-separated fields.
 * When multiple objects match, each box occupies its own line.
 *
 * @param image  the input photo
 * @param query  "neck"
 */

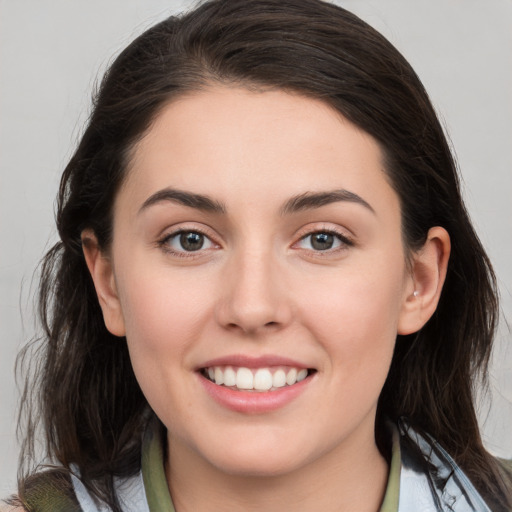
xmin=165 ymin=424 xmax=389 ymax=512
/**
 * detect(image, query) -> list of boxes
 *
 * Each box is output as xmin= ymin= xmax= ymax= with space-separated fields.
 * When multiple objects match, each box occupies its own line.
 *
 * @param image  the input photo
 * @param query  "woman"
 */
xmin=5 ymin=0 xmax=511 ymax=510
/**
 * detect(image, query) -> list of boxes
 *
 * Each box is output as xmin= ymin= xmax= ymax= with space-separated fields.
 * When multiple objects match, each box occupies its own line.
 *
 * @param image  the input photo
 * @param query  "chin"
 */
xmin=195 ymin=431 xmax=317 ymax=478
xmin=213 ymin=452 xmax=305 ymax=478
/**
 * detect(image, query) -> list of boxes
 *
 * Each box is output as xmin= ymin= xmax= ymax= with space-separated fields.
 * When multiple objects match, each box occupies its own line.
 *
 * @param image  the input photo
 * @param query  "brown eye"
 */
xmin=179 ymin=232 xmax=205 ymax=251
xmin=296 ymin=230 xmax=353 ymax=252
xmin=162 ymin=230 xmax=215 ymax=254
xmin=310 ymin=233 xmax=335 ymax=250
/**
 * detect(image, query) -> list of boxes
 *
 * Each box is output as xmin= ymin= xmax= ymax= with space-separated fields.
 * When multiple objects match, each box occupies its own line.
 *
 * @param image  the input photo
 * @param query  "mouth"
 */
xmin=200 ymin=365 xmax=316 ymax=392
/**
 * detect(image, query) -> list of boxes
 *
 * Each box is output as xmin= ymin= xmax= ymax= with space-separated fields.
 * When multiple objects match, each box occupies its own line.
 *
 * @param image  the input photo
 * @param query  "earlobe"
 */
xmin=81 ymin=229 xmax=126 ymax=337
xmin=397 ymin=227 xmax=451 ymax=335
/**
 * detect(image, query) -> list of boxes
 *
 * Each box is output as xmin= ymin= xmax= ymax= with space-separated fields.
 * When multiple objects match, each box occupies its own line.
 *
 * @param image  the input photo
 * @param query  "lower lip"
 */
xmin=198 ymin=373 xmax=314 ymax=414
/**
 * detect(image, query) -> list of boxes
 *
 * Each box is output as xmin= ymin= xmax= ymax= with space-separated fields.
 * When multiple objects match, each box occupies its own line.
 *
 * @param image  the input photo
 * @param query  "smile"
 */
xmin=201 ymin=366 xmax=312 ymax=392
xmin=197 ymin=356 xmax=316 ymax=413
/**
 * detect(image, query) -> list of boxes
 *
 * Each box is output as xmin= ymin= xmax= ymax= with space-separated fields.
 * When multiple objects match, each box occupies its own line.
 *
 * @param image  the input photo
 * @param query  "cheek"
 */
xmin=114 ymin=269 xmax=215 ymax=426
xmin=115 ymin=266 xmax=214 ymax=364
xmin=296 ymin=253 xmax=405 ymax=376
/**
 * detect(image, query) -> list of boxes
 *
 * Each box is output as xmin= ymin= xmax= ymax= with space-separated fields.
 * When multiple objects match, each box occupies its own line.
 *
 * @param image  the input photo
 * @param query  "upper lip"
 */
xmin=197 ymin=354 xmax=311 ymax=370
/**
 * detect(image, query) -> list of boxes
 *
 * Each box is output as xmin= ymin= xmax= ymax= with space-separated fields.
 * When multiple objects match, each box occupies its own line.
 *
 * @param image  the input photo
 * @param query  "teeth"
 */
xmin=236 ymin=367 xmax=253 ymax=389
xmin=224 ymin=366 xmax=236 ymax=387
xmin=297 ymin=369 xmax=308 ymax=382
xmin=272 ymin=369 xmax=286 ymax=388
xmin=214 ymin=367 xmax=224 ymax=385
xmin=254 ymin=369 xmax=273 ymax=391
xmin=204 ymin=365 xmax=311 ymax=391
xmin=286 ymin=368 xmax=297 ymax=386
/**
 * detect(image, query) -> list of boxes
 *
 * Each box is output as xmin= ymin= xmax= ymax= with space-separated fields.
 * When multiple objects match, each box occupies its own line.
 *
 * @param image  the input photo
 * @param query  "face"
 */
xmin=96 ymin=87 xmax=419 ymax=478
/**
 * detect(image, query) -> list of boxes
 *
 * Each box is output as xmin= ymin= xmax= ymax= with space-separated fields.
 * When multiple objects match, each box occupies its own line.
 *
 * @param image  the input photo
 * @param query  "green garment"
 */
xmin=141 ymin=421 xmax=401 ymax=512
xmin=10 ymin=421 xmax=511 ymax=511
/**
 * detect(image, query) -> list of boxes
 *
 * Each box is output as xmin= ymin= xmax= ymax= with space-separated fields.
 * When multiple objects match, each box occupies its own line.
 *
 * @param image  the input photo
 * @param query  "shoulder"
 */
xmin=7 ymin=469 xmax=82 ymax=512
xmin=499 ymin=458 xmax=512 ymax=469
xmin=498 ymin=457 xmax=512 ymax=477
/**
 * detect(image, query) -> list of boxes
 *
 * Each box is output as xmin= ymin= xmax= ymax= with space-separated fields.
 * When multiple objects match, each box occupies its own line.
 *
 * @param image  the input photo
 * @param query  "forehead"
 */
xmin=119 ymin=86 xmax=399 ymax=218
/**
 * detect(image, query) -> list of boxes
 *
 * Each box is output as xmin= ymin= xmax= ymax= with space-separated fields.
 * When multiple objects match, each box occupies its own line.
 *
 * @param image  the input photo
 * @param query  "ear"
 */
xmin=81 ymin=229 xmax=126 ymax=337
xmin=398 ymin=226 xmax=451 ymax=335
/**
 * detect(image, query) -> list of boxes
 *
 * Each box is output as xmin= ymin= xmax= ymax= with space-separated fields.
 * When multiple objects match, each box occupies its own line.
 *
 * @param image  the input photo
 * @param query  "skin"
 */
xmin=83 ymin=87 xmax=450 ymax=511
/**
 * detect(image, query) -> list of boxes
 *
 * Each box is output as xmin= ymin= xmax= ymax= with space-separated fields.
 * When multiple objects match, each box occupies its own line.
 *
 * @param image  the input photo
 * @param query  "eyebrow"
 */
xmin=138 ymin=187 xmax=374 ymax=216
xmin=280 ymin=190 xmax=375 ymax=215
xmin=139 ymin=188 xmax=226 ymax=214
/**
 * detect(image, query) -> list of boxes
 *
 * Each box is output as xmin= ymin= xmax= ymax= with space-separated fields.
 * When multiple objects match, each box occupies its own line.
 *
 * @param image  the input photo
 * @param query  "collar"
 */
xmin=141 ymin=420 xmax=175 ymax=512
xmin=139 ymin=420 xmax=401 ymax=512
xmin=140 ymin=419 xmax=490 ymax=512
xmin=396 ymin=419 xmax=492 ymax=511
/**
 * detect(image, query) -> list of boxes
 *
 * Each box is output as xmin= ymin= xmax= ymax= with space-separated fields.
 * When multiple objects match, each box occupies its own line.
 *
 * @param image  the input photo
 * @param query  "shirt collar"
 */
xmin=379 ymin=423 xmax=401 ymax=512
xmin=138 ymin=418 xmax=494 ymax=512
xmin=141 ymin=419 xmax=401 ymax=512
xmin=141 ymin=419 xmax=175 ymax=512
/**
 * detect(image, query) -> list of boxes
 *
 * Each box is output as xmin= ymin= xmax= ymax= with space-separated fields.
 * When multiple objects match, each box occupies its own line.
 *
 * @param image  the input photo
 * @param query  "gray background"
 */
xmin=1 ymin=0 xmax=511 ymax=496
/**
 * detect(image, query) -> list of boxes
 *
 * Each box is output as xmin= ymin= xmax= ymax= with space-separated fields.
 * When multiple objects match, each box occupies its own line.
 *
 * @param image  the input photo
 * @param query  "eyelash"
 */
xmin=157 ymin=228 xmax=218 ymax=258
xmin=294 ymin=228 xmax=354 ymax=254
xmin=156 ymin=227 xmax=354 ymax=258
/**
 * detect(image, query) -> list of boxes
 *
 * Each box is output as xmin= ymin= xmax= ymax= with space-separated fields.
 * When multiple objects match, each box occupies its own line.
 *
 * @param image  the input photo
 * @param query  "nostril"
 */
xmin=224 ymin=320 xmax=281 ymax=333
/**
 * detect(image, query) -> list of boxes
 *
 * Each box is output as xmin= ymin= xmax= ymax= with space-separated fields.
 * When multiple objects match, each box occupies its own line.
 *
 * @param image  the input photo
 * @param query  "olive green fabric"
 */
xmin=18 ymin=421 xmax=512 ymax=511
xmin=141 ymin=422 xmax=401 ymax=512
xmin=379 ymin=425 xmax=400 ymax=512
xmin=141 ymin=423 xmax=175 ymax=512
xmin=10 ymin=470 xmax=82 ymax=512
xmin=499 ymin=457 xmax=512 ymax=474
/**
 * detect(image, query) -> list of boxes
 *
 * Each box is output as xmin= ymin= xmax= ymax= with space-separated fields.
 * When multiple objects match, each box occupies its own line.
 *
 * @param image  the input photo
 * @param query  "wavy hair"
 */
xmin=16 ymin=0 xmax=511 ymax=510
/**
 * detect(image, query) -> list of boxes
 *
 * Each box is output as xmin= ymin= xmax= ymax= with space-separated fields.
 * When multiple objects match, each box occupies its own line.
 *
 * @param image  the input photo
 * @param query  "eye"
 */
xmin=161 ymin=230 xmax=215 ymax=253
xmin=296 ymin=231 xmax=352 ymax=251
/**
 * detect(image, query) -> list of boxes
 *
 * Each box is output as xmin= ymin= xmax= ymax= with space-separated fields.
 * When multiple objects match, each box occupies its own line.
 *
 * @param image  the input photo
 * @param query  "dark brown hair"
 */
xmin=16 ymin=0 xmax=511 ymax=510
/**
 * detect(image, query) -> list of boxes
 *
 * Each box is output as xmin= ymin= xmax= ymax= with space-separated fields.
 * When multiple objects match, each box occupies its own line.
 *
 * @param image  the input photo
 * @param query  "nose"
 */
xmin=215 ymin=248 xmax=292 ymax=335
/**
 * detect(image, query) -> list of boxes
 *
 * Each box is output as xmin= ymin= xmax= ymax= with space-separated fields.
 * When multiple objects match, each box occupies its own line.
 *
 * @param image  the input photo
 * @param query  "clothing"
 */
xmin=11 ymin=420 xmax=504 ymax=511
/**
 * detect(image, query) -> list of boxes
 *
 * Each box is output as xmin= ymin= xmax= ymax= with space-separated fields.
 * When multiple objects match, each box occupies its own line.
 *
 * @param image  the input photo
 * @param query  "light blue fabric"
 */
xmin=70 ymin=419 xmax=494 ymax=511
xmin=71 ymin=469 xmax=149 ymax=512
xmin=398 ymin=419 xmax=492 ymax=511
